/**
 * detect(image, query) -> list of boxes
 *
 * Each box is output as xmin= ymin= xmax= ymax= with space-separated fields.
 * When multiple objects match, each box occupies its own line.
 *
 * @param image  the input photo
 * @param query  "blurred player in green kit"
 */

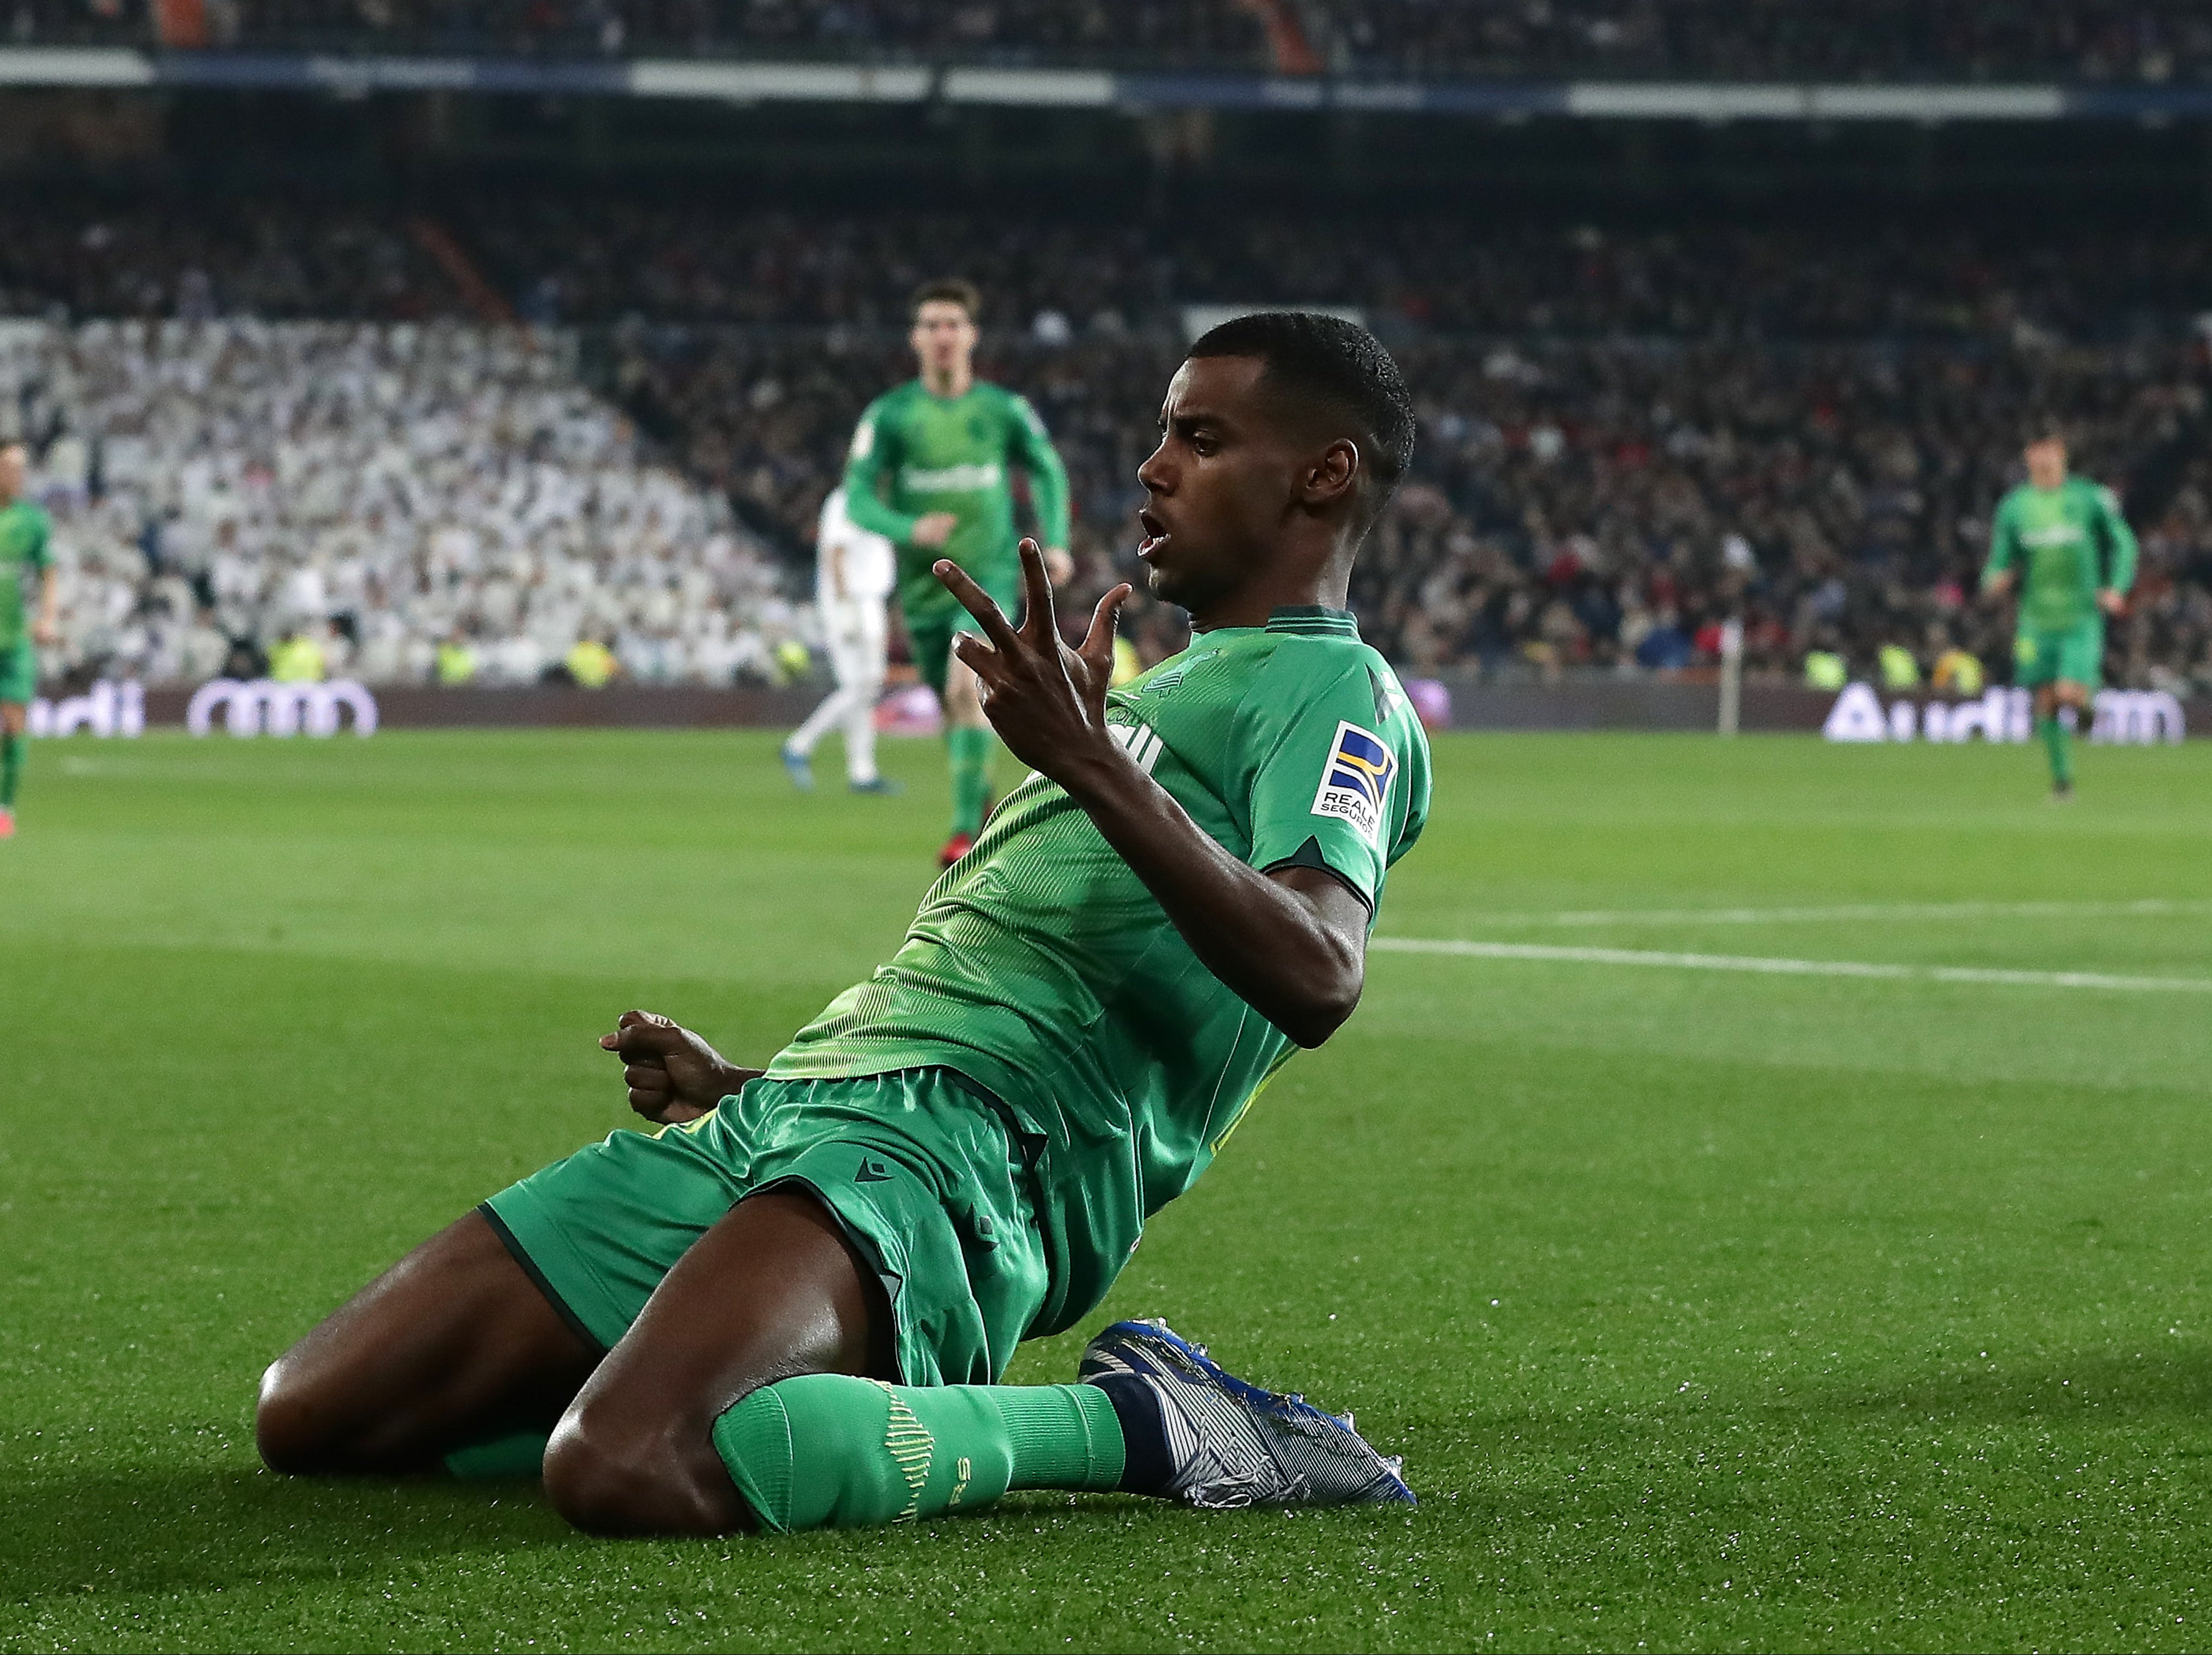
xmin=0 ymin=442 xmax=59 ymax=841
xmin=1982 ymin=430 xmax=2137 ymax=800
xmin=842 ymin=280 xmax=1073 ymax=865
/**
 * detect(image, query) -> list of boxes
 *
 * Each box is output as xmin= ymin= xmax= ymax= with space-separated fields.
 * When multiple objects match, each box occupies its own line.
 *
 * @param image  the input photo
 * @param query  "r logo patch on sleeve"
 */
xmin=1310 ymin=720 xmax=1395 ymax=847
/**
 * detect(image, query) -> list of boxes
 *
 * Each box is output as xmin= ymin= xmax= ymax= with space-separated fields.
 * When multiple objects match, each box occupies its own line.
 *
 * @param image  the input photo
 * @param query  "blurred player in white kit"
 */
xmin=782 ymin=486 xmax=903 ymax=795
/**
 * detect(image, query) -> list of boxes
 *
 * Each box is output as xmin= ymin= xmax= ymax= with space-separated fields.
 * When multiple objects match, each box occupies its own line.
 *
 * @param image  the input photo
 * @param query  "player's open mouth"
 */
xmin=1137 ymin=510 xmax=1168 ymax=559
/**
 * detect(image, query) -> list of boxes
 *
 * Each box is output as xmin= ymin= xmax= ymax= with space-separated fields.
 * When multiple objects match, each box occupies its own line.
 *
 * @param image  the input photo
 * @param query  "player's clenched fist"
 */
xmin=598 ymin=1010 xmax=760 ymax=1126
xmin=935 ymin=539 xmax=1131 ymax=783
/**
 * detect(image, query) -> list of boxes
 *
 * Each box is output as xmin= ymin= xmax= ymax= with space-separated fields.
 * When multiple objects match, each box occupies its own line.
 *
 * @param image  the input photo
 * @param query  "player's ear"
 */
xmin=1299 ymin=439 xmax=1360 ymax=513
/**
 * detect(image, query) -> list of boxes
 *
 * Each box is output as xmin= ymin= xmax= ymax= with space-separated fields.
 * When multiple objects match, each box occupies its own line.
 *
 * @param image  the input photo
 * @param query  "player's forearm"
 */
xmin=1056 ymin=746 xmax=1363 ymax=1047
xmin=1981 ymin=526 xmax=2015 ymax=591
xmin=1029 ymin=453 xmax=1072 ymax=550
xmin=2106 ymin=526 xmax=2140 ymax=595
xmin=840 ymin=469 xmax=918 ymax=545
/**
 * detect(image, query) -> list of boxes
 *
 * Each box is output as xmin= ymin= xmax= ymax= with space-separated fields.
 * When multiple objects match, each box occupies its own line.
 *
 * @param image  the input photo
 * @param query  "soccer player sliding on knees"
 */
xmin=255 ymin=313 xmax=1433 ymax=1536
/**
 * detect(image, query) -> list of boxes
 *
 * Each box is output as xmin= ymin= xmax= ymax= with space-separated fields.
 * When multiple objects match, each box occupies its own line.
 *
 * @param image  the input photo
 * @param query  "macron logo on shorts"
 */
xmin=855 ymin=1157 xmax=895 ymax=1183
xmin=1311 ymin=720 xmax=1394 ymax=848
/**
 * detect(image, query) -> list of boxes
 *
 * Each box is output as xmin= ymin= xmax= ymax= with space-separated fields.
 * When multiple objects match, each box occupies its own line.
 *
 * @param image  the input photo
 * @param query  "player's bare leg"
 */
xmin=939 ymin=649 xmax=993 ymax=865
xmin=541 ymin=1187 xmax=890 ymax=1536
xmin=944 ymin=650 xmax=988 ymax=733
xmin=255 ymin=1211 xmax=599 ymax=1475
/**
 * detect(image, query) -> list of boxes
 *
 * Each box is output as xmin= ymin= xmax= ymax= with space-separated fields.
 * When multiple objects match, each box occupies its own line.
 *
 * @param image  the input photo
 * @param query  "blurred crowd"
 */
xmin=1309 ymin=3 xmax=2212 ymax=84
xmin=4 ymin=198 xmax=2211 ymax=697
xmin=0 ymin=199 xmax=463 ymax=323
xmin=16 ymin=199 xmax=2210 ymax=347
xmin=13 ymin=0 xmax=2212 ymax=82
xmin=1368 ymin=336 xmax=2212 ymax=696
xmin=7 ymin=0 xmax=1259 ymax=66
xmin=3 ymin=319 xmax=798 ymax=689
xmin=622 ymin=325 xmax=2212 ymax=697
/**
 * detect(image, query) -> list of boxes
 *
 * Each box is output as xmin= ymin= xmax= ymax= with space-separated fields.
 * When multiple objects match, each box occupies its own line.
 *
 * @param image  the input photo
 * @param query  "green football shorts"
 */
xmin=0 ymin=644 xmax=35 ymax=704
xmin=2013 ymin=619 xmax=2104 ymax=690
xmin=902 ymin=576 xmax=1019 ymax=696
xmin=481 ymin=1069 xmax=1048 ymax=1388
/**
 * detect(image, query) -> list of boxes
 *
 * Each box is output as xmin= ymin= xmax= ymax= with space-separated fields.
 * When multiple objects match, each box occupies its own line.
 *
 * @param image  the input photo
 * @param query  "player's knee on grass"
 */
xmin=253 ymin=1341 xmax=419 ymax=1476
xmin=253 ymin=1349 xmax=444 ymax=1477
xmin=254 ymin=1354 xmax=338 ymax=1475
xmin=543 ymin=1405 xmax=751 ymax=1536
xmin=253 ymin=1350 xmax=453 ymax=1478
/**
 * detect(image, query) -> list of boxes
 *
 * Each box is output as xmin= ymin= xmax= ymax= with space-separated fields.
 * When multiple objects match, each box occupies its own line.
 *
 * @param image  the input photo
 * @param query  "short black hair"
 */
xmin=2024 ymin=423 xmax=2069 ymax=448
xmin=911 ymin=278 xmax=982 ymax=322
xmin=1186 ymin=310 xmax=1416 ymax=517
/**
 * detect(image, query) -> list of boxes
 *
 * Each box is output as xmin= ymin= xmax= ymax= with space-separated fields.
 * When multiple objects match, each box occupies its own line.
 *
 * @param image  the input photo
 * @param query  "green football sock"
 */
xmin=1 ymin=730 xmax=19 ymax=808
xmin=443 ymin=1430 xmax=549 ymax=1480
xmin=946 ymin=724 xmax=996 ymax=838
xmin=713 ymin=1375 xmax=1124 ymax=1532
xmin=2038 ymin=713 xmax=2074 ymax=787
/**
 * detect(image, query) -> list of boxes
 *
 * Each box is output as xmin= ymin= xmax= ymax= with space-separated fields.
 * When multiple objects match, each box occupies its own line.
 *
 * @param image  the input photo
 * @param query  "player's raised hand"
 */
xmin=911 ymin=511 xmax=960 ymax=550
xmin=936 ymin=540 xmax=1131 ymax=782
xmin=597 ymin=1010 xmax=758 ymax=1126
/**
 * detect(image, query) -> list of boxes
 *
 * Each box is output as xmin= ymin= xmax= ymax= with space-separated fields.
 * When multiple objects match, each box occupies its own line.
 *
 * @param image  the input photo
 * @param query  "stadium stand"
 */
xmin=1309 ymin=3 xmax=2212 ymax=83
xmin=9 ymin=0 xmax=2210 ymax=81
xmin=1 ymin=318 xmax=794 ymax=689
xmin=458 ymin=209 xmax=2212 ymax=341
xmin=0 ymin=201 xmax=465 ymax=324
xmin=621 ymin=326 xmax=2212 ymax=695
xmin=5 ymin=0 xmax=1269 ymax=65
xmin=17 ymin=201 xmax=2212 ymax=342
xmin=3 ymin=200 xmax=2208 ymax=696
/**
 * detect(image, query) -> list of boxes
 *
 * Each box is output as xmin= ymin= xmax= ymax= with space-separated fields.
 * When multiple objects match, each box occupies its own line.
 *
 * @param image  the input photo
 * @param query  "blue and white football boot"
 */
xmin=1078 ymin=1318 xmax=1415 ymax=1510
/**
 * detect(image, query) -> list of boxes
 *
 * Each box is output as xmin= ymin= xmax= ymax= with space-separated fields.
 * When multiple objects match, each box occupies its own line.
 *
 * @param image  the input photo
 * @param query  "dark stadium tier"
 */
xmin=9 ymin=0 xmax=2212 ymax=83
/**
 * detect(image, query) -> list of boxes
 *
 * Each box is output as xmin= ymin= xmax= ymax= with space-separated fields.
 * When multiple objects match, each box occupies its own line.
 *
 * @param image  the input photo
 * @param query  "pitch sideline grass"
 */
xmin=2 ymin=729 xmax=2208 ymax=1652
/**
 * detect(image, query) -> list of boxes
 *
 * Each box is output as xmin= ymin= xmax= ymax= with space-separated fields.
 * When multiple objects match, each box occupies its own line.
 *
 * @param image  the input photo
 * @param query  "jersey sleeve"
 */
xmin=840 ymin=400 xmax=918 ymax=547
xmin=2092 ymin=485 xmax=2139 ymax=595
xmin=1006 ymin=394 xmax=1072 ymax=549
xmin=1981 ymin=493 xmax=2020 ymax=586
xmin=1242 ymin=651 xmax=1415 ymax=911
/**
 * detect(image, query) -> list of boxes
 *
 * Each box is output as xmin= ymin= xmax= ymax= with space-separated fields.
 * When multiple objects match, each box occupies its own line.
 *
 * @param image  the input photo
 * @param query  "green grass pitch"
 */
xmin=3 ymin=727 xmax=2210 ymax=1652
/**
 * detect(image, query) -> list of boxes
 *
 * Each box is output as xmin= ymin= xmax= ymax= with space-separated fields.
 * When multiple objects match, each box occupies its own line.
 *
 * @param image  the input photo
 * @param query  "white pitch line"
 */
xmin=1455 ymin=898 xmax=2212 ymax=929
xmin=1370 ymin=937 xmax=2212 ymax=994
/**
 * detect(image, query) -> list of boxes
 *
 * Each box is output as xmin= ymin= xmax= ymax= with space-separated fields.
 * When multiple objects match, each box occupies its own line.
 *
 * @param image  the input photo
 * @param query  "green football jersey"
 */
xmin=0 ymin=498 xmax=52 ymax=654
xmin=1984 ymin=476 xmax=2138 ymax=633
xmin=840 ymin=379 xmax=1071 ymax=624
xmin=767 ymin=607 xmax=1433 ymax=1335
